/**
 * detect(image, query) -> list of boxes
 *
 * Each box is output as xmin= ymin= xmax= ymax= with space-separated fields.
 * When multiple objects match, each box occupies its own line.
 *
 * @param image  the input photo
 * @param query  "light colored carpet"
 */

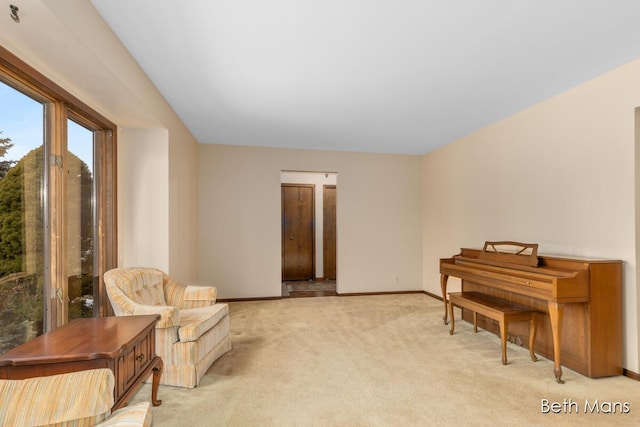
xmin=131 ymin=294 xmax=640 ymax=426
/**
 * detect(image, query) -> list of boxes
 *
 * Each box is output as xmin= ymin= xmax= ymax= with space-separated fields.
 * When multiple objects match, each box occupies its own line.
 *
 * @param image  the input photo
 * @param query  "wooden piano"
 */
xmin=440 ymin=241 xmax=622 ymax=383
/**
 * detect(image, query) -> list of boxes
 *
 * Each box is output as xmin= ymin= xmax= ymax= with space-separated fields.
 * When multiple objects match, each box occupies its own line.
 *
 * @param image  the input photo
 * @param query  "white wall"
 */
xmin=167 ymin=127 xmax=201 ymax=283
xmin=280 ymin=171 xmax=337 ymax=278
xmin=117 ymin=126 xmax=199 ymax=281
xmin=199 ymin=145 xmax=422 ymax=298
xmin=118 ymin=128 xmax=169 ymax=271
xmin=422 ymin=58 xmax=640 ymax=372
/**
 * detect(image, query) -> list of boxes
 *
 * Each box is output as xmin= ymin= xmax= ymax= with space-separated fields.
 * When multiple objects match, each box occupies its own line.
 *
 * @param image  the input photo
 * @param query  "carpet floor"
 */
xmin=131 ymin=294 xmax=640 ymax=426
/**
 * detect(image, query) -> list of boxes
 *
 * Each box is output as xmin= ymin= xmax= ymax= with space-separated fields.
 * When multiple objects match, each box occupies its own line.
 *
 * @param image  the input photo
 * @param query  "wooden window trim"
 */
xmin=0 ymin=43 xmax=118 ymax=322
xmin=0 ymin=45 xmax=114 ymax=129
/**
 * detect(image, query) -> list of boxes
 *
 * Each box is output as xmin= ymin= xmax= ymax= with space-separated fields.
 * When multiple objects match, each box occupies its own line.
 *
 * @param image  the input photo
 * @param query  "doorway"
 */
xmin=280 ymin=172 xmax=337 ymax=297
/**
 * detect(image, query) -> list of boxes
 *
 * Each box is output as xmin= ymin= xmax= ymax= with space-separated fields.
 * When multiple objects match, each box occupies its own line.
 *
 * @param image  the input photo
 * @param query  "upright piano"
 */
xmin=440 ymin=241 xmax=622 ymax=383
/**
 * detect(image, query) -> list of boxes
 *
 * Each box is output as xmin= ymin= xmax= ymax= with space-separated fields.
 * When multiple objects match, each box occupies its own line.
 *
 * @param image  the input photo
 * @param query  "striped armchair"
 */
xmin=0 ymin=369 xmax=151 ymax=426
xmin=104 ymin=267 xmax=231 ymax=388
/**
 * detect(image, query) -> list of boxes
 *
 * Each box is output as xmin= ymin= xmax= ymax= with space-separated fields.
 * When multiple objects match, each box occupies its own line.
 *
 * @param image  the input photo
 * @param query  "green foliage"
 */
xmin=0 ymin=273 xmax=42 ymax=354
xmin=0 ymin=161 xmax=25 ymax=276
xmin=0 ymin=130 xmax=13 ymax=157
xmin=0 ymin=131 xmax=16 ymax=179
xmin=0 ymin=139 xmax=44 ymax=353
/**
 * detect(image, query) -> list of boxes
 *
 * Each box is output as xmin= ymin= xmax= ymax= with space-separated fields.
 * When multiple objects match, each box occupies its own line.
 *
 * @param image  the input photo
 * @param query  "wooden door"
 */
xmin=282 ymin=184 xmax=315 ymax=280
xmin=323 ymin=185 xmax=336 ymax=280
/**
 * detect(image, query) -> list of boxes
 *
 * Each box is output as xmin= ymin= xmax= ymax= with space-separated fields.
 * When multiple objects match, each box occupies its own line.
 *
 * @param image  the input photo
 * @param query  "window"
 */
xmin=66 ymin=119 xmax=96 ymax=321
xmin=0 ymin=82 xmax=44 ymax=352
xmin=0 ymin=45 xmax=116 ymax=353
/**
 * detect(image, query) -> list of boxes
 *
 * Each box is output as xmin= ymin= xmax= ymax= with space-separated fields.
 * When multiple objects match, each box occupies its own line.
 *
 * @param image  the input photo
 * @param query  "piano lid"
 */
xmin=443 ymin=241 xmax=591 ymax=277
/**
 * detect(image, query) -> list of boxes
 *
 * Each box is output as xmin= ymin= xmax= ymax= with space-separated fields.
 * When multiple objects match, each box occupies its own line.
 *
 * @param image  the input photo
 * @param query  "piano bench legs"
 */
xmin=448 ymin=292 xmax=538 ymax=365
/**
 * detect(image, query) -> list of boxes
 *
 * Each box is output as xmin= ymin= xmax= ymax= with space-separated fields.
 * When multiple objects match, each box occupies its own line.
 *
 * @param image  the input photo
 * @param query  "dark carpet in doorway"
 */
xmin=286 ymin=282 xmax=336 ymax=292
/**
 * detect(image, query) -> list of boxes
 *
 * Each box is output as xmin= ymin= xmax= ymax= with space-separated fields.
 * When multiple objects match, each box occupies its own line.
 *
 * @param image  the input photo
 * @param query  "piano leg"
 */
xmin=548 ymin=302 xmax=565 ymax=384
xmin=448 ymin=299 xmax=455 ymax=335
xmin=473 ymin=312 xmax=478 ymax=333
xmin=529 ymin=314 xmax=538 ymax=363
xmin=500 ymin=320 xmax=508 ymax=365
xmin=441 ymin=274 xmax=449 ymax=324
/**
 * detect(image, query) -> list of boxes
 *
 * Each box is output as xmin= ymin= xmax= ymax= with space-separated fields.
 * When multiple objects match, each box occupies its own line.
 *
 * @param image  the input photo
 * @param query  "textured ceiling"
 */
xmin=92 ymin=0 xmax=640 ymax=154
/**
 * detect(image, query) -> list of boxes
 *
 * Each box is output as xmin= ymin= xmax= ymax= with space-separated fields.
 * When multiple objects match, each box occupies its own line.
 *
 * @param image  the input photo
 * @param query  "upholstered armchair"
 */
xmin=0 ymin=368 xmax=151 ymax=426
xmin=104 ymin=267 xmax=232 ymax=388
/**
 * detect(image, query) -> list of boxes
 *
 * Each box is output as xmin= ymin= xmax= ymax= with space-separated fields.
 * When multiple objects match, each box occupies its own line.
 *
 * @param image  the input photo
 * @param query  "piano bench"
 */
xmin=448 ymin=291 xmax=538 ymax=365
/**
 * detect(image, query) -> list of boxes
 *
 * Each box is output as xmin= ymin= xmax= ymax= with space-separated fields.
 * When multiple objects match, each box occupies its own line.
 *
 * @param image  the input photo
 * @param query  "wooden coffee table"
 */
xmin=0 ymin=315 xmax=163 ymax=410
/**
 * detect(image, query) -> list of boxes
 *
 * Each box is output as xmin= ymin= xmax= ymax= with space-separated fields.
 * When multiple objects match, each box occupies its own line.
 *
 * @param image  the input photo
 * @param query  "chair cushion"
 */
xmin=115 ymin=268 xmax=166 ymax=306
xmin=178 ymin=303 xmax=229 ymax=342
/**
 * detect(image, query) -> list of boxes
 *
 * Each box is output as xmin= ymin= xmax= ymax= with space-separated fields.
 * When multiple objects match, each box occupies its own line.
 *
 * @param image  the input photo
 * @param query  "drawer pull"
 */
xmin=136 ymin=354 xmax=146 ymax=363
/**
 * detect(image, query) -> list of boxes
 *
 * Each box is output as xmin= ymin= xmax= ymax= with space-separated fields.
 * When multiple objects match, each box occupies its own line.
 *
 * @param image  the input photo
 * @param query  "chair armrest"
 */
xmin=164 ymin=277 xmax=217 ymax=308
xmin=182 ymin=285 xmax=217 ymax=308
xmin=0 ymin=369 xmax=114 ymax=426
xmin=132 ymin=304 xmax=180 ymax=328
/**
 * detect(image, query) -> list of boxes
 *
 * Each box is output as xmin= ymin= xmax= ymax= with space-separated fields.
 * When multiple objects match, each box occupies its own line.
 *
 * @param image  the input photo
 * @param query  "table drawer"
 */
xmin=116 ymin=326 xmax=156 ymax=396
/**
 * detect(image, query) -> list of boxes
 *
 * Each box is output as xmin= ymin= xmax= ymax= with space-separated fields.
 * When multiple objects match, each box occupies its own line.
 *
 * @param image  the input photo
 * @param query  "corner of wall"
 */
xmin=633 ymin=106 xmax=640 ymax=372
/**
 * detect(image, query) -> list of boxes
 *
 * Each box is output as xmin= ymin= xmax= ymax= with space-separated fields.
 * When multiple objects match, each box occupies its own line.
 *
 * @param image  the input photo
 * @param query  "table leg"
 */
xmin=548 ymin=302 xmax=565 ymax=384
xmin=151 ymin=357 xmax=163 ymax=406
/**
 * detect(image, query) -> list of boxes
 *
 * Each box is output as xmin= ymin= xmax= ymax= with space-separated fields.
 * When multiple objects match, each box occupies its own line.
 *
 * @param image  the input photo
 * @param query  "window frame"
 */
xmin=0 ymin=44 xmax=117 ymax=330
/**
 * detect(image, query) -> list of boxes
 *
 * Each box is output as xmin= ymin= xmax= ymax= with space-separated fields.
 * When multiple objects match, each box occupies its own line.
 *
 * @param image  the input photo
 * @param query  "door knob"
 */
xmin=290 ymin=236 xmax=294 ymax=240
